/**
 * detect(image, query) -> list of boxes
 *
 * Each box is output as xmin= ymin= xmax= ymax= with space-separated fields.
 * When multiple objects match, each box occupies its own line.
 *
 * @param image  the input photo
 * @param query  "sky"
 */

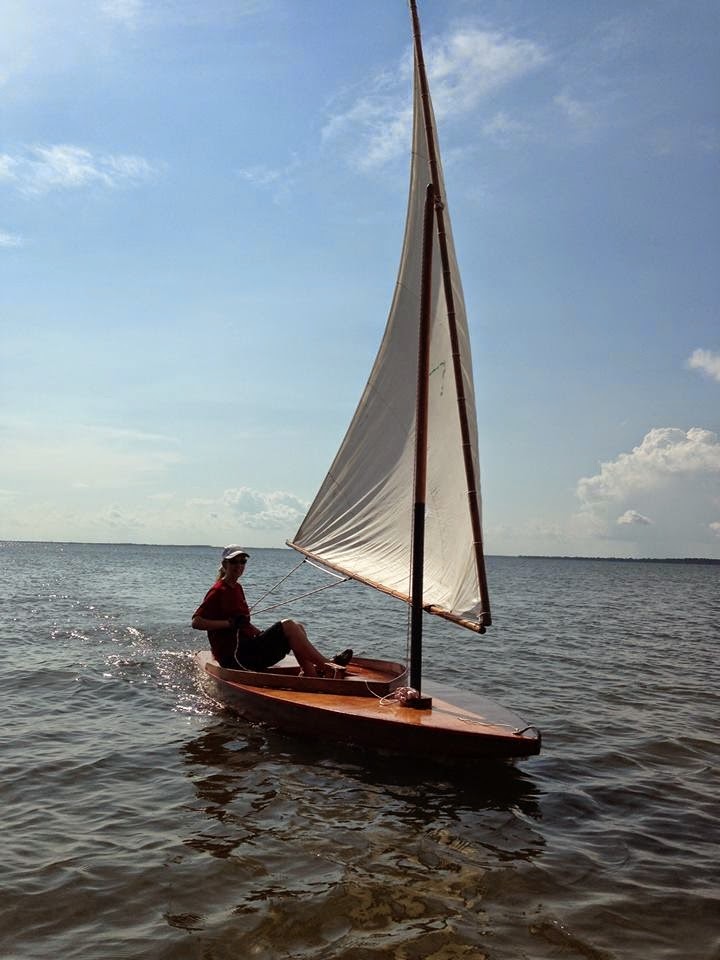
xmin=1 ymin=0 xmax=719 ymax=558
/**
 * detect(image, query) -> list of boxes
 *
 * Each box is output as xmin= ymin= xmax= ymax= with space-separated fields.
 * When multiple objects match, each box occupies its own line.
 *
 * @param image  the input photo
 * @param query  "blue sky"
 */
xmin=1 ymin=0 xmax=719 ymax=558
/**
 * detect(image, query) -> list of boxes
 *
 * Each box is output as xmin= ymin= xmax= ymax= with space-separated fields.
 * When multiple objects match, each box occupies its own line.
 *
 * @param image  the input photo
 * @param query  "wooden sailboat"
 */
xmin=197 ymin=0 xmax=541 ymax=762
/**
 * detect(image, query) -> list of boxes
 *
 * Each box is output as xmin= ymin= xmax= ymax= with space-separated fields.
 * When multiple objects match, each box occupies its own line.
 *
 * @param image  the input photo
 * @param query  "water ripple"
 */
xmin=1 ymin=544 xmax=718 ymax=959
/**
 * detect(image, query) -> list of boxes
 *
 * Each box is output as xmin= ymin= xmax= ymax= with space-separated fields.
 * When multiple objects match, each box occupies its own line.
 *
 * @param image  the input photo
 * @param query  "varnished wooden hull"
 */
xmin=196 ymin=651 xmax=541 ymax=761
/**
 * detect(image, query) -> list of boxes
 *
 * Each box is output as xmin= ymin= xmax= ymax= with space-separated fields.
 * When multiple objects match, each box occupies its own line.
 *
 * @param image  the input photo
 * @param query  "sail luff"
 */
xmin=409 ymin=0 xmax=492 ymax=628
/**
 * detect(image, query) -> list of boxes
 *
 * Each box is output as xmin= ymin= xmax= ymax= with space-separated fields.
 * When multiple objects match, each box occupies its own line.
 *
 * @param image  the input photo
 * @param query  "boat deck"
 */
xmin=197 ymin=652 xmax=541 ymax=760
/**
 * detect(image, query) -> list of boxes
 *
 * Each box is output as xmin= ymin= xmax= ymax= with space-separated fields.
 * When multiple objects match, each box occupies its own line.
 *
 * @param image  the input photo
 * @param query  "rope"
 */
xmin=350 ymin=682 xmax=423 ymax=706
xmin=252 ymin=577 xmax=350 ymax=615
xmin=379 ymin=686 xmax=422 ymax=706
xmin=248 ymin=557 xmax=307 ymax=611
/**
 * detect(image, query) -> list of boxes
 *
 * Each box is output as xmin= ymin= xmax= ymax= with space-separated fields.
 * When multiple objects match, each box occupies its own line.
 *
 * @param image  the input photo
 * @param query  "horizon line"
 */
xmin=1 ymin=539 xmax=719 ymax=564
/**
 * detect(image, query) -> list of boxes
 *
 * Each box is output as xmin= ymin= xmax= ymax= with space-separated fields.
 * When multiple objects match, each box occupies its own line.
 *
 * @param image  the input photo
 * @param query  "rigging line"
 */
xmin=252 ymin=577 xmax=350 ymax=615
xmin=249 ymin=557 xmax=307 ymax=612
xmin=457 ymin=715 xmax=530 ymax=733
xmin=303 ymin=557 xmax=348 ymax=580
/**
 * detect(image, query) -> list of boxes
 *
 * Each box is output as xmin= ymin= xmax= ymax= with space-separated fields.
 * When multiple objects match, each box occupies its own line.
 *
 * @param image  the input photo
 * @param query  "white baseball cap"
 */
xmin=221 ymin=545 xmax=250 ymax=561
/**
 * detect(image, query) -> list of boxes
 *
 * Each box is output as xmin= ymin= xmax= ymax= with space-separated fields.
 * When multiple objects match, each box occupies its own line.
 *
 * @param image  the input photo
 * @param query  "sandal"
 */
xmin=332 ymin=648 xmax=354 ymax=667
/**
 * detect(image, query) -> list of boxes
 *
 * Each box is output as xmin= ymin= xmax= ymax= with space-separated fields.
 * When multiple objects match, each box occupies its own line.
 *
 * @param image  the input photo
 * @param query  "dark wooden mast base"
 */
xmin=406 ymin=695 xmax=433 ymax=710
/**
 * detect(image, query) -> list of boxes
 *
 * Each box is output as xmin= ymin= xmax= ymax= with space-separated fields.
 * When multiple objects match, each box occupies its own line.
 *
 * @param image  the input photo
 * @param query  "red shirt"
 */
xmin=194 ymin=579 xmax=252 ymax=661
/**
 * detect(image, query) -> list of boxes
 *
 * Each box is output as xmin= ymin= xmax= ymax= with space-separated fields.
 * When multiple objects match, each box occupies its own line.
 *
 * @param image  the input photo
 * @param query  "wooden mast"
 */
xmin=409 ymin=183 xmax=436 ymax=705
xmin=408 ymin=0 xmax=492 ymax=630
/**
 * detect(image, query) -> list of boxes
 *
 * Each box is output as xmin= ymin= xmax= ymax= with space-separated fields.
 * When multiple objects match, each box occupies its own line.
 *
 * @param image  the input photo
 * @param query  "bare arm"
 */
xmin=191 ymin=615 xmax=261 ymax=638
xmin=192 ymin=615 xmax=233 ymax=631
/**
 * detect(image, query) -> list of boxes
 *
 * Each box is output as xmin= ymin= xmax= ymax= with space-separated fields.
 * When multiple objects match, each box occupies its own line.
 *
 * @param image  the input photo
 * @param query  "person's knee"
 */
xmin=281 ymin=618 xmax=304 ymax=634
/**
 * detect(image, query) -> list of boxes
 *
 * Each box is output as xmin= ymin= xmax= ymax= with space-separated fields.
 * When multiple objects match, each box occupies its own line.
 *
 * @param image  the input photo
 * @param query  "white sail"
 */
xmin=289 ymin=54 xmax=488 ymax=628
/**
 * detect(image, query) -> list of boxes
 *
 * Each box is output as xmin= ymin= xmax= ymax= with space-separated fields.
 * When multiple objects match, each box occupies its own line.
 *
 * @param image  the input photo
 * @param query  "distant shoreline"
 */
xmin=515 ymin=555 xmax=720 ymax=565
xmin=2 ymin=540 xmax=719 ymax=565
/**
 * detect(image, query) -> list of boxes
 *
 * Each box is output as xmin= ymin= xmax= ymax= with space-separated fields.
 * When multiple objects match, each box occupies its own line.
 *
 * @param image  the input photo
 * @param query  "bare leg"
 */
xmin=280 ymin=619 xmax=339 ymax=677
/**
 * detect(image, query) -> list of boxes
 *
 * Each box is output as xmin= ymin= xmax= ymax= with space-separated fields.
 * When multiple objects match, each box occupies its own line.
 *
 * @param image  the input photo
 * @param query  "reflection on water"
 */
xmin=182 ymin=717 xmax=543 ymax=822
xmin=171 ymin=718 xmax=546 ymax=958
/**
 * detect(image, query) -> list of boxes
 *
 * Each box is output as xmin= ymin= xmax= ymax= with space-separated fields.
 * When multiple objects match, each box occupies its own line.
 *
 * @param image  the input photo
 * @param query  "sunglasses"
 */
xmin=227 ymin=557 xmax=247 ymax=565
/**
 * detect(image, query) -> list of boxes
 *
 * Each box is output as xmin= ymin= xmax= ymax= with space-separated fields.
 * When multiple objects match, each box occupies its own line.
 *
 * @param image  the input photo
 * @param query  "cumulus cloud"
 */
xmin=0 ymin=145 xmax=158 ymax=195
xmin=0 ymin=481 xmax=309 ymax=545
xmin=0 ymin=412 xmax=312 ymax=543
xmin=577 ymin=428 xmax=720 ymax=504
xmin=688 ymin=348 xmax=720 ymax=383
xmin=710 ymin=522 xmax=720 ymax=537
xmin=617 ymin=510 xmax=653 ymax=526
xmin=574 ymin=428 xmax=720 ymax=554
xmin=322 ymin=27 xmax=547 ymax=170
xmin=223 ymin=487 xmax=307 ymax=530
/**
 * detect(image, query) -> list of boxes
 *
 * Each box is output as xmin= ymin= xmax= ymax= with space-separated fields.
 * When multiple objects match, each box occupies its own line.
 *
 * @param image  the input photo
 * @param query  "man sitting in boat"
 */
xmin=192 ymin=545 xmax=352 ymax=677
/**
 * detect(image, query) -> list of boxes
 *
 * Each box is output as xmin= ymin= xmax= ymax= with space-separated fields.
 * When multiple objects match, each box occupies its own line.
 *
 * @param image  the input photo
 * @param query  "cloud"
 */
xmin=0 ymin=478 xmax=309 ymax=546
xmin=554 ymin=91 xmax=599 ymax=131
xmin=237 ymin=166 xmax=283 ymax=187
xmin=490 ymin=429 xmax=720 ymax=557
xmin=0 ymin=155 xmax=18 ymax=180
xmin=0 ymin=0 xmax=270 ymax=87
xmin=649 ymin=124 xmax=720 ymax=158
xmin=321 ymin=73 xmax=413 ymax=171
xmin=577 ymin=428 xmax=720 ymax=504
xmin=573 ymin=428 xmax=720 ymax=554
xmin=0 ymin=230 xmax=24 ymax=248
xmin=617 ymin=510 xmax=653 ymax=526
xmin=483 ymin=111 xmax=533 ymax=146
xmin=236 ymin=157 xmax=301 ymax=202
xmin=99 ymin=0 xmax=269 ymax=30
xmin=688 ymin=348 xmax=720 ymax=383
xmin=101 ymin=0 xmax=143 ymax=26
xmin=428 ymin=29 xmax=547 ymax=117
xmin=0 ymin=415 xmax=310 ymax=544
xmin=0 ymin=145 xmax=158 ymax=195
xmin=322 ymin=26 xmax=547 ymax=170
xmin=0 ymin=417 xmax=183 ymax=491
xmin=222 ymin=487 xmax=307 ymax=530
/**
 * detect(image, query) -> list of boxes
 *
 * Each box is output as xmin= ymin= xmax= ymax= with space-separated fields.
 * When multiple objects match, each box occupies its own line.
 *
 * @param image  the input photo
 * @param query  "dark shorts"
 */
xmin=231 ymin=622 xmax=291 ymax=671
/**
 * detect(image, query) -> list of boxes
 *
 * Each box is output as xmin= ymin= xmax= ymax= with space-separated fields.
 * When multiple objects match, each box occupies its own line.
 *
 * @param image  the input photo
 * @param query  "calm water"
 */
xmin=1 ymin=542 xmax=718 ymax=960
